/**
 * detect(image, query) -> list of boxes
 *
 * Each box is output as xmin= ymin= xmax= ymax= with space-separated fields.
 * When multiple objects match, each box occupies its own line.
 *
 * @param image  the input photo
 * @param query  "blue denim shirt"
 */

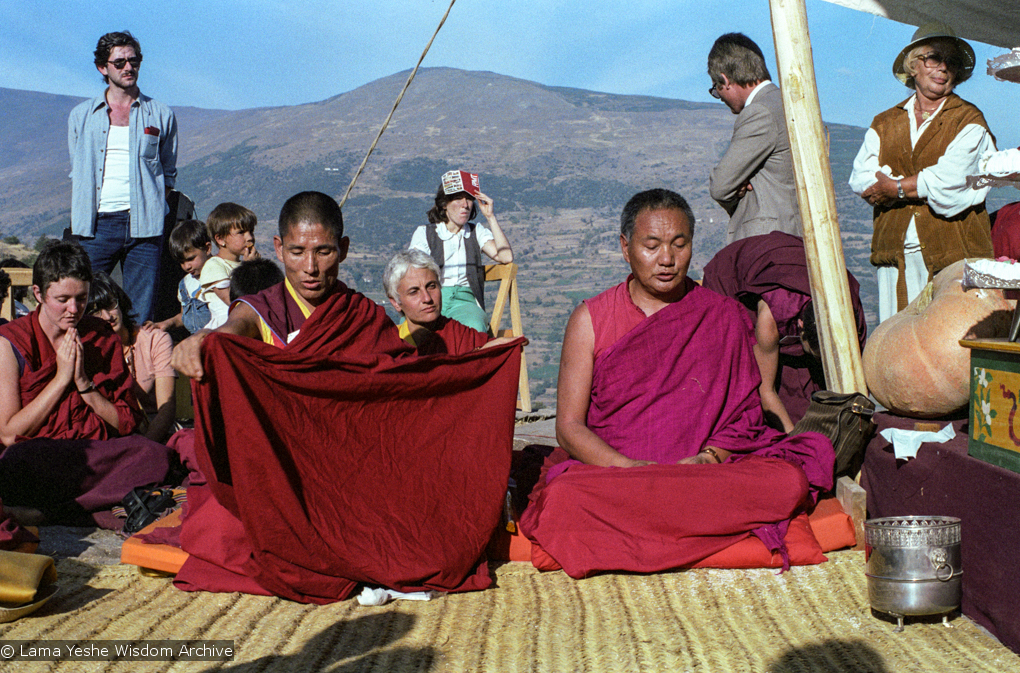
xmin=67 ymin=92 xmax=178 ymax=238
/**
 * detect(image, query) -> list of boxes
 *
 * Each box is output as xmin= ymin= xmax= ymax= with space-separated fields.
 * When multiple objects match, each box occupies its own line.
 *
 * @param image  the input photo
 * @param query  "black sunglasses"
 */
xmin=108 ymin=57 xmax=142 ymax=70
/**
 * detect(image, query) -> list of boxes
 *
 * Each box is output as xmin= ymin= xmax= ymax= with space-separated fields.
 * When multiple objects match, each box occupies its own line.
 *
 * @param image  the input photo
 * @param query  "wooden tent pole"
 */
xmin=769 ymin=0 xmax=868 ymax=395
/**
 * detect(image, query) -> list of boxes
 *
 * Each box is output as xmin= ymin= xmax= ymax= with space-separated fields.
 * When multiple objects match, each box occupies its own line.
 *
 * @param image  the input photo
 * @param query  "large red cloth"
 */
xmin=518 ymin=279 xmax=834 ymax=579
xmin=179 ymin=285 xmax=524 ymax=603
xmin=0 ymin=312 xmax=169 ymax=524
xmin=701 ymin=231 xmax=868 ymax=422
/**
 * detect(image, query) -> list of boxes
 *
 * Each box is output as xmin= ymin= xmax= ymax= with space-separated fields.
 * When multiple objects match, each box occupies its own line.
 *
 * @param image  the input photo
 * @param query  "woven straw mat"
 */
xmin=0 ymin=550 xmax=1017 ymax=672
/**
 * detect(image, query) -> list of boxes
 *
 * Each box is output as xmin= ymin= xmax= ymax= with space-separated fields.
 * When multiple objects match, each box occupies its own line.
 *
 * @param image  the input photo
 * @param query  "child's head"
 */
xmin=207 ymin=202 xmax=257 ymax=260
xmin=169 ymin=220 xmax=213 ymax=278
xmin=229 ymin=258 xmax=284 ymax=302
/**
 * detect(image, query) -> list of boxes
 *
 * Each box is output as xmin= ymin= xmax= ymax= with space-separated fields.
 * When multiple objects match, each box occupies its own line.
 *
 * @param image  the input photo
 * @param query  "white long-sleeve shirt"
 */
xmin=849 ymin=94 xmax=995 ymax=217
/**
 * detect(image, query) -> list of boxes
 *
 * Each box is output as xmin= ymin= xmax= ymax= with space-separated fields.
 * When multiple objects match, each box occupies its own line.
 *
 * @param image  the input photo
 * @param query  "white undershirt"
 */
xmin=99 ymin=125 xmax=131 ymax=213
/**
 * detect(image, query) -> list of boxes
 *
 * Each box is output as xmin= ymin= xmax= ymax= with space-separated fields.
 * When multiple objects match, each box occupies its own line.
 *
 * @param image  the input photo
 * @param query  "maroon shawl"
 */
xmin=415 ymin=317 xmax=489 ymax=355
xmin=0 ymin=311 xmax=140 ymax=439
xmin=180 ymin=287 xmax=524 ymax=603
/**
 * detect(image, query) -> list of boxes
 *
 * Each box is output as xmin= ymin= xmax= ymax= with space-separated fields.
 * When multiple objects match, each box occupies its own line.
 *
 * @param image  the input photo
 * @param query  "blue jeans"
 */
xmin=78 ymin=211 xmax=163 ymax=323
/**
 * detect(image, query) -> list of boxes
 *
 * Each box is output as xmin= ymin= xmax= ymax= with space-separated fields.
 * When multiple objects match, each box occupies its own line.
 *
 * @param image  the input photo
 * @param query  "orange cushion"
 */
xmin=806 ymin=496 xmax=857 ymax=552
xmin=690 ymin=512 xmax=825 ymax=569
xmin=119 ymin=508 xmax=189 ymax=575
xmin=524 ymin=511 xmax=826 ymax=572
xmin=488 ymin=526 xmax=539 ymax=563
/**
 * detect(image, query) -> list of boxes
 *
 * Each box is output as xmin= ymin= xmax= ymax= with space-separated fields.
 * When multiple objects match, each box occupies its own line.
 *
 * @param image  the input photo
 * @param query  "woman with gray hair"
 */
xmin=383 ymin=249 xmax=487 ymax=354
xmin=850 ymin=22 xmax=996 ymax=322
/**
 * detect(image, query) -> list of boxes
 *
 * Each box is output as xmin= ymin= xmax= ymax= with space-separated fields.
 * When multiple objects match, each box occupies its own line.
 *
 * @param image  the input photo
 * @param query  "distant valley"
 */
xmin=2 ymin=68 xmax=1016 ymax=407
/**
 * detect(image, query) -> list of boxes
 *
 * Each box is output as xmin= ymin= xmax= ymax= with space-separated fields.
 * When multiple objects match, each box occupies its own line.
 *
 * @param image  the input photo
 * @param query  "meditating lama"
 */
xmin=519 ymin=189 xmax=835 ymax=579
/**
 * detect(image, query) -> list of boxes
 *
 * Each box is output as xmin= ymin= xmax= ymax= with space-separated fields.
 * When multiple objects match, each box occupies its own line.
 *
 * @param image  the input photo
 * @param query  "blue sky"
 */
xmin=2 ymin=0 xmax=1018 ymax=149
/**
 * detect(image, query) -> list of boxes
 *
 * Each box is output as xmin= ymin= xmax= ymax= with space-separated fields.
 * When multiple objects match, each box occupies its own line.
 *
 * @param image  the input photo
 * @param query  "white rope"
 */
xmin=339 ymin=0 xmax=458 ymax=207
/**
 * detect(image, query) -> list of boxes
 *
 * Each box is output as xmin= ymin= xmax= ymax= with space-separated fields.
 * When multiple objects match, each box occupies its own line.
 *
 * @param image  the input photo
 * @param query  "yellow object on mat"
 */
xmin=0 ymin=550 xmax=57 ymax=618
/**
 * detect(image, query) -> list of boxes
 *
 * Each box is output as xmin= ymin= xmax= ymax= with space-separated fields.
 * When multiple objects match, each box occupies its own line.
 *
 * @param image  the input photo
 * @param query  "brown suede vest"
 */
xmin=869 ymin=94 xmax=994 ymax=310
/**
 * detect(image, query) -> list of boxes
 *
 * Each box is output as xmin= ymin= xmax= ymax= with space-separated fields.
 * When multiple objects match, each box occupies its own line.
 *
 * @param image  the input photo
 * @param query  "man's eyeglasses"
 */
xmin=107 ymin=57 xmax=142 ymax=70
xmin=708 ymin=84 xmax=721 ymax=99
xmin=917 ymin=52 xmax=963 ymax=71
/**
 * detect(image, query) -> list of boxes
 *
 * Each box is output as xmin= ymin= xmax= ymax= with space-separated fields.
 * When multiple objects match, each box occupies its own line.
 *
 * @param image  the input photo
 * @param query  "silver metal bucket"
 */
xmin=864 ymin=516 xmax=962 ymax=631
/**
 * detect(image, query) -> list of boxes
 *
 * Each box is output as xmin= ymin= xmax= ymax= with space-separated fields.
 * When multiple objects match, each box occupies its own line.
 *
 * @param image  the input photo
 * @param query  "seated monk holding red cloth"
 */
xmin=518 ymin=189 xmax=835 ymax=579
xmin=171 ymin=192 xmax=524 ymax=603
xmin=701 ymin=231 xmax=868 ymax=430
xmin=383 ymin=249 xmax=521 ymax=355
xmin=0 ymin=241 xmax=171 ymax=525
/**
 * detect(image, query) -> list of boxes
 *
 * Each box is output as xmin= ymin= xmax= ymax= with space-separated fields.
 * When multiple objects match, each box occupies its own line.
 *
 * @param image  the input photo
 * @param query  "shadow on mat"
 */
xmin=220 ymin=611 xmax=436 ymax=672
xmin=767 ymin=639 xmax=890 ymax=673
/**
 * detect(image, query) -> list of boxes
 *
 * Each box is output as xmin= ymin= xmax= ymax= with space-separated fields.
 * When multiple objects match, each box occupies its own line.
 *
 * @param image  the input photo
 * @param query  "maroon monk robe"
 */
xmin=518 ymin=279 xmax=834 ymax=579
xmin=178 ymin=282 xmax=524 ymax=603
xmin=0 ymin=312 xmax=170 ymax=524
xmin=701 ymin=231 xmax=868 ymax=423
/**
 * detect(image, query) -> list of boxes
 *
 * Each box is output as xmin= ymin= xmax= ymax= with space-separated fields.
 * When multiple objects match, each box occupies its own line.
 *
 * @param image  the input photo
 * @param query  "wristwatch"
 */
xmin=896 ymin=180 xmax=905 ymax=199
xmin=77 ymin=380 xmax=96 ymax=395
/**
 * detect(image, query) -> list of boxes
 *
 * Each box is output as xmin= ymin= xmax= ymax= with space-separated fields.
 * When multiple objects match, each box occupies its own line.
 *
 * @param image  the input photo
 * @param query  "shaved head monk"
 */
xmin=173 ymin=191 xmax=408 ymax=375
xmin=518 ymin=188 xmax=835 ymax=579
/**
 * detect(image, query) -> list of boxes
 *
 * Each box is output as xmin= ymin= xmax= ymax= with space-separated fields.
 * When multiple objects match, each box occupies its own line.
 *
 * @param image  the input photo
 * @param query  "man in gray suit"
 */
xmin=708 ymin=33 xmax=801 ymax=243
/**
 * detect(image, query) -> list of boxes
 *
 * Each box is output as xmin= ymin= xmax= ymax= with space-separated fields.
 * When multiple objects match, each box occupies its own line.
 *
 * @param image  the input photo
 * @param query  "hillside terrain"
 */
xmin=2 ymin=69 xmax=1017 ymax=406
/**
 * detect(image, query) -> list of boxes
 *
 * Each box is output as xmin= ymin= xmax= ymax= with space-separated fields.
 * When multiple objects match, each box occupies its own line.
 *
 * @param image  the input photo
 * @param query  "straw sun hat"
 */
xmin=892 ymin=22 xmax=975 ymax=87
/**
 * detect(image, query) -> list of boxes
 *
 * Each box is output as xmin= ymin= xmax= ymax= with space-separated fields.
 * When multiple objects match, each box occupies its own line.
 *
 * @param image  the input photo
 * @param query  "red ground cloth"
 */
xmin=180 ymin=289 xmax=524 ymax=603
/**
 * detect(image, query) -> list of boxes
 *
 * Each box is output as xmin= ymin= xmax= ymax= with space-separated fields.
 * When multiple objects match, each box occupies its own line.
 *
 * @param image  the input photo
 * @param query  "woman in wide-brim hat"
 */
xmin=849 ymin=21 xmax=997 ymax=323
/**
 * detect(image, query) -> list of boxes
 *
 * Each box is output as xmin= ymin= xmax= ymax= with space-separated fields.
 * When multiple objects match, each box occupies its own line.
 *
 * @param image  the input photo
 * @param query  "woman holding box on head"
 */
xmin=408 ymin=170 xmax=513 ymax=333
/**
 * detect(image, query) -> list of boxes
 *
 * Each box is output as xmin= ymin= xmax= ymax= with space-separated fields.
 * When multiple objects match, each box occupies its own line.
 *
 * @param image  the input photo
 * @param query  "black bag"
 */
xmin=789 ymin=390 xmax=876 ymax=479
xmin=121 ymin=486 xmax=177 ymax=535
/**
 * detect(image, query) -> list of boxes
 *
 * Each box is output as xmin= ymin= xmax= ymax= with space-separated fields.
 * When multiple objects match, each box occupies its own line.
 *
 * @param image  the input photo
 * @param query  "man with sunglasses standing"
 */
xmin=68 ymin=31 xmax=177 ymax=324
xmin=707 ymin=33 xmax=800 ymax=244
